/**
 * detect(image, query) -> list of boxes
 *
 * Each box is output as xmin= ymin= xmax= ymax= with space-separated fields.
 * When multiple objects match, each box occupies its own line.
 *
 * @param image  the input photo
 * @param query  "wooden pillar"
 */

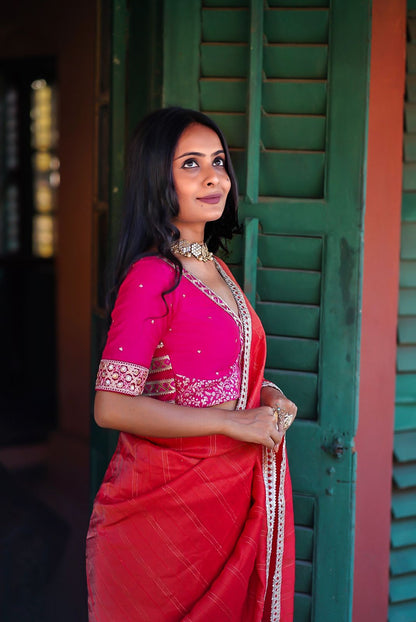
xmin=353 ymin=0 xmax=406 ymax=619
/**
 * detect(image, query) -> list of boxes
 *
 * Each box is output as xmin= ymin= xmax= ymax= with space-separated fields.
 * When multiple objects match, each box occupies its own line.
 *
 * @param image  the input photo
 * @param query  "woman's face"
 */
xmin=172 ymin=123 xmax=231 ymax=232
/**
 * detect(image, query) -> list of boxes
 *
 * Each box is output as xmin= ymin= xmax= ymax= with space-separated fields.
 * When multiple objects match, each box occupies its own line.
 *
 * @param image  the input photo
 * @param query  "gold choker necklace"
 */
xmin=171 ymin=240 xmax=213 ymax=262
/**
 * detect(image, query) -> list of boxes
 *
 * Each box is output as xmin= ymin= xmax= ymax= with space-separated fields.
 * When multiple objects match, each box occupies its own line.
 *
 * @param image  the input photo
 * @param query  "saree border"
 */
xmin=214 ymin=260 xmax=252 ymax=411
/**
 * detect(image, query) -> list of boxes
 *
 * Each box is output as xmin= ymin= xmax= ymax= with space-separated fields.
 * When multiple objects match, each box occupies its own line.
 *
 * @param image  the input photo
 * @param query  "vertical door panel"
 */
xmin=164 ymin=1 xmax=369 ymax=620
xmin=389 ymin=9 xmax=416 ymax=621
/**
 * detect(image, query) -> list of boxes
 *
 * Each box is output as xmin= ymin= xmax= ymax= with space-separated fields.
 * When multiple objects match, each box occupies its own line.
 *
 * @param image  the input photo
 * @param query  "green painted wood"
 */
xmin=404 ymin=102 xmax=416 ymax=132
xmin=257 ymin=268 xmax=321 ymax=305
xmin=262 ymin=114 xmax=326 ymax=151
xmin=258 ymin=234 xmax=323 ymax=270
xmin=269 ymin=0 xmax=328 ymax=5
xmin=394 ymin=431 xmax=416 ymax=461
xmin=391 ymin=518 xmax=416 ymax=548
xmin=203 ymin=0 xmax=248 ymax=5
xmin=228 ymin=148 xmax=246 ymax=191
xmin=392 ymin=58 xmax=416 ymax=610
xmin=259 ymin=151 xmax=325 ymax=198
xmin=293 ymin=494 xmax=315 ymax=526
xmin=401 ymin=223 xmax=416 ymax=259
xmin=243 ymin=217 xmax=258 ymax=307
xmin=393 ymin=462 xmax=416 ymax=488
xmin=294 ymin=594 xmax=312 ymax=622
xmin=90 ymin=0 xmax=129 ymax=499
xmin=163 ymin=0 xmax=201 ymax=108
xmin=245 ymin=0 xmax=263 ymax=202
xmin=265 ymin=370 xmax=317 ymax=420
xmin=200 ymin=43 xmax=248 ymax=78
xmin=403 ymin=162 xmax=416 ymax=191
xmin=399 ymin=288 xmax=416 ymax=315
xmin=296 ymin=526 xmax=314 ymax=561
xmin=263 ymin=44 xmax=328 ymax=79
xmin=266 ymin=335 xmax=319 ymax=372
xmin=397 ymin=345 xmax=416 ymax=371
xmin=205 ymin=112 xmax=245 ymax=148
xmin=402 ymin=192 xmax=416 ymax=222
xmin=295 ymin=561 xmax=313 ymax=593
xmin=406 ymin=74 xmax=416 ymax=102
xmin=408 ymin=42 xmax=416 ymax=73
xmin=391 ymin=545 xmax=416 ymax=574
xmin=264 ymin=8 xmax=329 ymax=44
xmin=392 ymin=491 xmax=416 ymax=520
xmin=202 ymin=8 xmax=249 ymax=42
xmin=390 ymin=574 xmax=416 ymax=604
xmin=394 ymin=404 xmax=416 ymax=432
xmin=398 ymin=316 xmax=416 ymax=342
xmin=404 ymin=134 xmax=416 ymax=161
xmin=154 ymin=1 xmax=370 ymax=619
xmin=263 ymin=80 xmax=327 ymax=115
xmin=396 ymin=374 xmax=416 ymax=401
xmin=239 ymin=200 xmax=328 ymax=235
xmin=127 ymin=0 xmax=163 ymax=133
xmin=400 ymin=261 xmax=416 ymax=286
xmin=200 ymin=79 xmax=247 ymax=112
xmin=389 ymin=600 xmax=416 ymax=622
xmin=257 ymin=302 xmax=320 ymax=339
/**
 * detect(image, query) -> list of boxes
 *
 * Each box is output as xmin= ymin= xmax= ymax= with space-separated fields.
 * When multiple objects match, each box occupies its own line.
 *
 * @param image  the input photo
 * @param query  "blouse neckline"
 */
xmin=181 ymin=259 xmax=242 ymax=326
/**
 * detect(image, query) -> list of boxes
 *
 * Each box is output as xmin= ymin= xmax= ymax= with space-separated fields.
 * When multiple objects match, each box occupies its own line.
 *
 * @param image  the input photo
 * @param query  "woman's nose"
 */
xmin=205 ymin=170 xmax=219 ymax=186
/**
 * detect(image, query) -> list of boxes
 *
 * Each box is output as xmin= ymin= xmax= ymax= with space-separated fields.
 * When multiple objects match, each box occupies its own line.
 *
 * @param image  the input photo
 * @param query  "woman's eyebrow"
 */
xmin=174 ymin=149 xmax=225 ymax=160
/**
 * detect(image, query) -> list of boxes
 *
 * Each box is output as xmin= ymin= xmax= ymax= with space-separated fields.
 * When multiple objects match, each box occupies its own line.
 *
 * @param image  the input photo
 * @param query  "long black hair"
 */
xmin=107 ymin=107 xmax=239 ymax=313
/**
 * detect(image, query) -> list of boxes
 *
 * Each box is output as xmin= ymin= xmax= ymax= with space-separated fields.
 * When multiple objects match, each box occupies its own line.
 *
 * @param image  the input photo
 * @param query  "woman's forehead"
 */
xmin=174 ymin=123 xmax=223 ymax=157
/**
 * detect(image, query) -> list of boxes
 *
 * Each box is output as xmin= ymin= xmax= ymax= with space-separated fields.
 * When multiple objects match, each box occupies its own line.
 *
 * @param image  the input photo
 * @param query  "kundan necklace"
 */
xmin=171 ymin=239 xmax=213 ymax=262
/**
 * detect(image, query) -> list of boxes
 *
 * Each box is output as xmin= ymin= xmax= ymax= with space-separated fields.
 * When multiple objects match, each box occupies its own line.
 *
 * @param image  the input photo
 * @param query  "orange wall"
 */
xmin=0 ymin=0 xmax=95 ymax=440
xmin=353 ymin=0 xmax=406 ymax=619
xmin=56 ymin=1 xmax=95 ymax=438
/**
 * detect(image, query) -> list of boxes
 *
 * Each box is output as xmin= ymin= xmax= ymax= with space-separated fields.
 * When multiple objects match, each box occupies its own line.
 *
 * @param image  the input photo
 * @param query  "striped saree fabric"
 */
xmin=86 ymin=259 xmax=295 ymax=621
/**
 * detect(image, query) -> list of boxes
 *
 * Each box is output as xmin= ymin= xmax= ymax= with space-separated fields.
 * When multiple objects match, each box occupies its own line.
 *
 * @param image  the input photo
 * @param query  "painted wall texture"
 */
xmin=353 ymin=0 xmax=406 ymax=620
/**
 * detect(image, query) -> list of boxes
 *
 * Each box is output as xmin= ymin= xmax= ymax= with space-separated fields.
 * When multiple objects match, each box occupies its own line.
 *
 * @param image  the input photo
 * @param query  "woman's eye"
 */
xmin=182 ymin=159 xmax=198 ymax=169
xmin=213 ymin=157 xmax=225 ymax=167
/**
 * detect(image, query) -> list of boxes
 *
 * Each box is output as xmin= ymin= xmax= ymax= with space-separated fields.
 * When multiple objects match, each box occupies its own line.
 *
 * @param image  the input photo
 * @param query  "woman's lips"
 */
xmin=197 ymin=194 xmax=222 ymax=204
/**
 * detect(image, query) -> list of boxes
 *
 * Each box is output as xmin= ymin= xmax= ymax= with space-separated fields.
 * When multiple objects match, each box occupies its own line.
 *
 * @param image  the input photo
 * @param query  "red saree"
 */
xmin=86 ymin=258 xmax=295 ymax=621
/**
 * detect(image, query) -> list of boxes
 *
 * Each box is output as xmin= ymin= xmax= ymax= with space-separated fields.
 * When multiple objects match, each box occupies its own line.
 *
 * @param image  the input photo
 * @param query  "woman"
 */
xmin=86 ymin=107 xmax=297 ymax=622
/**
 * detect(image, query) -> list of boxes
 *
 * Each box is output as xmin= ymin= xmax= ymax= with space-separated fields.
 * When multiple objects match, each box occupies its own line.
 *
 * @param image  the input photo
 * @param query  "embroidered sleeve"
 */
xmin=95 ymin=360 xmax=148 ymax=396
xmin=95 ymin=257 xmax=176 ymax=396
xmin=262 ymin=379 xmax=284 ymax=395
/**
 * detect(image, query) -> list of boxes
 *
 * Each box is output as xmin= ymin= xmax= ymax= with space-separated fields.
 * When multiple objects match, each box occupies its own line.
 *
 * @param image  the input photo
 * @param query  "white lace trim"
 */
xmin=271 ymin=438 xmax=287 ymax=621
xmin=263 ymin=446 xmax=277 ymax=590
xmin=262 ymin=379 xmax=284 ymax=395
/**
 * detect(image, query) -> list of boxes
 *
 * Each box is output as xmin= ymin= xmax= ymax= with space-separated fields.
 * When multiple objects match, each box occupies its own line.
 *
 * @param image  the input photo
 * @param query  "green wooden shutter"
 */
xmin=164 ymin=1 xmax=369 ymax=620
xmin=90 ymin=0 xmax=164 ymax=497
xmin=389 ymin=9 xmax=416 ymax=621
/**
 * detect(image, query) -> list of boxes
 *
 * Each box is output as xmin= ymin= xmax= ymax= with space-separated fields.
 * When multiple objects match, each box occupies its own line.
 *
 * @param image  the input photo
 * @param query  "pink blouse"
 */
xmin=95 ymin=255 xmax=247 ymax=408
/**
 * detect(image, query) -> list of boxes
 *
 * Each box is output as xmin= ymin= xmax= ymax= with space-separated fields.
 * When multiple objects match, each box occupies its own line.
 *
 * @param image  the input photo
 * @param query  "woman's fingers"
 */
xmin=271 ymin=397 xmax=297 ymax=434
xmin=225 ymin=406 xmax=285 ymax=449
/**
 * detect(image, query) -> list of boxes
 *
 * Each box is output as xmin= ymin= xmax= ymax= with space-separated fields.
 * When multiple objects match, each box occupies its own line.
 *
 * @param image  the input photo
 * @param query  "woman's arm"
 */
xmin=95 ymin=390 xmax=283 ymax=451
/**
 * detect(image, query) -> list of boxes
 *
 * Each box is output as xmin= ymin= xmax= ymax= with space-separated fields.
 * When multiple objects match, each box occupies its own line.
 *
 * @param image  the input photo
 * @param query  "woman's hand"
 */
xmin=261 ymin=386 xmax=298 ymax=435
xmin=222 ymin=406 xmax=284 ymax=451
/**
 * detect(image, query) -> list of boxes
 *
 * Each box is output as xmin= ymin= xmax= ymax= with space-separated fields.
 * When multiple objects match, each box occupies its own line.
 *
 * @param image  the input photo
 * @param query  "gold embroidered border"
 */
xmin=95 ymin=359 xmax=148 ymax=396
xmin=143 ymin=378 xmax=176 ymax=397
xmin=149 ymin=355 xmax=173 ymax=375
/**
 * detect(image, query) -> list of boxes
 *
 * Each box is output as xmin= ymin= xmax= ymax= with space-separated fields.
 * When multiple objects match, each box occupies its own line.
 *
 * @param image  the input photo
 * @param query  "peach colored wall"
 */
xmin=0 ymin=0 xmax=95 ymax=439
xmin=353 ymin=1 xmax=406 ymax=620
xmin=55 ymin=2 xmax=95 ymax=438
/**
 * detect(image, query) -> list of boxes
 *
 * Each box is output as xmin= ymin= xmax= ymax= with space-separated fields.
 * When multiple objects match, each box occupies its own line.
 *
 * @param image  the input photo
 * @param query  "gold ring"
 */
xmin=273 ymin=407 xmax=295 ymax=433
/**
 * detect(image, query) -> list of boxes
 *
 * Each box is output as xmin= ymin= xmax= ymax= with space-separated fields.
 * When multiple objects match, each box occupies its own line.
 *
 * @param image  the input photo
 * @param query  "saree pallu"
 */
xmin=86 ymin=263 xmax=295 ymax=621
